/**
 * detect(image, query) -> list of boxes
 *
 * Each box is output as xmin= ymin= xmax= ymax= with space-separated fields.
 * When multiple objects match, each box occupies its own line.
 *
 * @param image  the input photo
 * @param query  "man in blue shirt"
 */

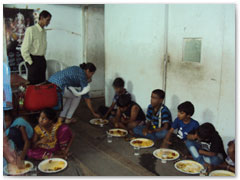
xmin=161 ymin=101 xmax=199 ymax=148
xmin=133 ymin=89 xmax=172 ymax=140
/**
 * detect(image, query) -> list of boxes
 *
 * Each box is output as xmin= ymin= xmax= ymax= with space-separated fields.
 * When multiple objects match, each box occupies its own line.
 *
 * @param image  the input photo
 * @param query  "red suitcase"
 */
xmin=24 ymin=83 xmax=58 ymax=111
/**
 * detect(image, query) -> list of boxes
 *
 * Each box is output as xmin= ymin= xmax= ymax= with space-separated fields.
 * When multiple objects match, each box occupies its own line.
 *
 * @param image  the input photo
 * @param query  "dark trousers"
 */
xmin=26 ymin=55 xmax=47 ymax=85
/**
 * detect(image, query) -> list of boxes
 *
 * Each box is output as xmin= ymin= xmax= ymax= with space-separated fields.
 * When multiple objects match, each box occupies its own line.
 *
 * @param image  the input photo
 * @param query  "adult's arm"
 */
xmin=84 ymin=98 xmax=101 ymax=118
xmin=21 ymin=28 xmax=33 ymax=65
xmin=68 ymin=84 xmax=90 ymax=97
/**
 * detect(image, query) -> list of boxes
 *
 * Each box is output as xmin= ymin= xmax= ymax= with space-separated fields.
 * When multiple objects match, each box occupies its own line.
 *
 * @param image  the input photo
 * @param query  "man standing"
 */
xmin=21 ymin=10 xmax=51 ymax=85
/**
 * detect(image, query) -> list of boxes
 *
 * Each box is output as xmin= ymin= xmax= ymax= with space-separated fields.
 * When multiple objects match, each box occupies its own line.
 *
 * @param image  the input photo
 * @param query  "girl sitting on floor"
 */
xmin=4 ymin=110 xmax=33 ymax=160
xmin=27 ymin=108 xmax=74 ymax=160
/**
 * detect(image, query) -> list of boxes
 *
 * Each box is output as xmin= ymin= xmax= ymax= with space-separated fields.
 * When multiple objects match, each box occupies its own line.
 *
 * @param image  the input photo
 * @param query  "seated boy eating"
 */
xmin=161 ymin=101 xmax=199 ymax=148
xmin=98 ymin=77 xmax=131 ymax=119
xmin=133 ymin=89 xmax=172 ymax=140
xmin=185 ymin=123 xmax=227 ymax=168
xmin=113 ymin=94 xmax=145 ymax=134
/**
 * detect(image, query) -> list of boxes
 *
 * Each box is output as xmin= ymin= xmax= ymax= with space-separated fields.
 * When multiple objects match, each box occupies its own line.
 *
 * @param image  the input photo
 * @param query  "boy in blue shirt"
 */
xmin=133 ymin=89 xmax=172 ymax=140
xmin=161 ymin=101 xmax=199 ymax=148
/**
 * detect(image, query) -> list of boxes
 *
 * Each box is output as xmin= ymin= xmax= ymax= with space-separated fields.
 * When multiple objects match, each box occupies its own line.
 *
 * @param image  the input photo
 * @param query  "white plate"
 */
xmin=174 ymin=160 xmax=204 ymax=175
xmin=209 ymin=170 xmax=235 ymax=176
xmin=107 ymin=128 xmax=128 ymax=137
xmin=153 ymin=148 xmax=179 ymax=161
xmin=130 ymin=138 xmax=154 ymax=148
xmin=4 ymin=161 xmax=33 ymax=175
xmin=89 ymin=118 xmax=109 ymax=126
xmin=38 ymin=158 xmax=67 ymax=173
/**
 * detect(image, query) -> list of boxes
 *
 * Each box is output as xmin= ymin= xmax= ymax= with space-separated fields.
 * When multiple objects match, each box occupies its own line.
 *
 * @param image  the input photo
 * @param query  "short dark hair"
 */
xmin=152 ymin=89 xmax=165 ymax=99
xmin=177 ymin=101 xmax=194 ymax=116
xmin=117 ymin=94 xmax=131 ymax=107
xmin=39 ymin=10 xmax=52 ymax=20
xmin=41 ymin=108 xmax=57 ymax=123
xmin=112 ymin=77 xmax=125 ymax=88
xmin=80 ymin=62 xmax=96 ymax=72
xmin=228 ymin=140 xmax=235 ymax=147
xmin=197 ymin=123 xmax=216 ymax=140
xmin=4 ymin=110 xmax=13 ymax=117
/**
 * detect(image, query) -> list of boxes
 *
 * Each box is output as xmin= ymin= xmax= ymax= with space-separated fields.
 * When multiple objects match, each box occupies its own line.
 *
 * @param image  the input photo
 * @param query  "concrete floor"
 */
xmin=37 ymin=97 xmax=198 ymax=176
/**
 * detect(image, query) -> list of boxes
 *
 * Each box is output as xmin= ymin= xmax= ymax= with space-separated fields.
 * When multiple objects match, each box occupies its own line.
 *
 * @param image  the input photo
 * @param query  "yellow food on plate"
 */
xmin=41 ymin=160 xmax=66 ymax=172
xmin=109 ymin=129 xmax=127 ymax=136
xmin=7 ymin=162 xmax=32 ymax=175
xmin=210 ymin=170 xmax=235 ymax=176
xmin=211 ymin=173 xmax=234 ymax=176
xmin=94 ymin=119 xmax=108 ymax=125
xmin=176 ymin=162 xmax=203 ymax=174
xmin=132 ymin=139 xmax=154 ymax=147
xmin=156 ymin=150 xmax=178 ymax=159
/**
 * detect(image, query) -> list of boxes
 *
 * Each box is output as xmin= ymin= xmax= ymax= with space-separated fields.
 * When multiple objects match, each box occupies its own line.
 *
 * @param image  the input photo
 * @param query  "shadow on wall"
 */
xmin=170 ymin=95 xmax=180 ymax=119
xmin=127 ymin=81 xmax=136 ymax=102
xmin=201 ymin=108 xmax=214 ymax=124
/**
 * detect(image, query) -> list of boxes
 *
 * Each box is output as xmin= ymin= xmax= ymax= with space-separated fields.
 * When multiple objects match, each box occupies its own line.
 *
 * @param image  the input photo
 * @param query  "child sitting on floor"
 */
xmin=28 ymin=108 xmax=73 ymax=160
xmin=113 ymin=94 xmax=145 ymax=134
xmin=4 ymin=110 xmax=33 ymax=160
xmin=133 ymin=89 xmax=172 ymax=140
xmin=185 ymin=123 xmax=227 ymax=168
xmin=161 ymin=101 xmax=199 ymax=148
xmin=98 ymin=77 xmax=131 ymax=120
xmin=214 ymin=140 xmax=235 ymax=172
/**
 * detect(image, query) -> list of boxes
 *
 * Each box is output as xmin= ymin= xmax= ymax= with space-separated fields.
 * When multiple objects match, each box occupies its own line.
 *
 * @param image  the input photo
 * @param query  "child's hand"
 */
xmin=147 ymin=129 xmax=153 ymax=134
xmin=39 ymin=137 xmax=49 ymax=144
xmin=93 ymin=112 xmax=101 ymax=118
xmin=121 ymin=117 xmax=128 ymax=124
xmin=161 ymin=140 xmax=172 ymax=148
xmin=114 ymin=122 xmax=119 ymax=128
xmin=142 ymin=128 xmax=148 ymax=136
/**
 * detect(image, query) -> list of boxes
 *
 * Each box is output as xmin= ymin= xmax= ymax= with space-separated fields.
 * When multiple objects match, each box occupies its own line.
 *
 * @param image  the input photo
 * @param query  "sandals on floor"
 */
xmin=65 ymin=118 xmax=77 ymax=124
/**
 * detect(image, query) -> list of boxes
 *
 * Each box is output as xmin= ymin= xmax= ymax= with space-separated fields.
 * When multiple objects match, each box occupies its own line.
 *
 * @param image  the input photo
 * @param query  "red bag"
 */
xmin=24 ymin=83 xmax=58 ymax=111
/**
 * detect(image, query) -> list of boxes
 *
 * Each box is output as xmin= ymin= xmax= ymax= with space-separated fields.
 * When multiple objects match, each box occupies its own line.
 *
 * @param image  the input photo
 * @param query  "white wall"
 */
xmin=86 ymin=6 xmax=105 ymax=97
xmin=4 ymin=4 xmax=84 ymax=67
xmin=105 ymin=4 xmax=166 ymax=109
xmin=217 ymin=5 xmax=235 ymax=146
xmin=165 ymin=4 xmax=235 ymax=148
xmin=105 ymin=4 xmax=235 ymax=147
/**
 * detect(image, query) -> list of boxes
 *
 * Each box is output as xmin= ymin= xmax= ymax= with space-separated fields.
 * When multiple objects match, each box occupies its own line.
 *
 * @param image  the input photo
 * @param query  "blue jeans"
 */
xmin=185 ymin=140 xmax=224 ymax=166
xmin=133 ymin=125 xmax=168 ymax=140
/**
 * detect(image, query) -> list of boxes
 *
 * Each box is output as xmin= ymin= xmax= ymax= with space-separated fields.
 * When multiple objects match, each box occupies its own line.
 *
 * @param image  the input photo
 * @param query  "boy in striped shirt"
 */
xmin=133 ymin=89 xmax=172 ymax=140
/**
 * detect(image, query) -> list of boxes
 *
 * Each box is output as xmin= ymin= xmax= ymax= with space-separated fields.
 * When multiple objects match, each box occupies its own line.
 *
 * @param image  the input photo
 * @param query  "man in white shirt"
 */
xmin=21 ymin=10 xmax=51 ymax=84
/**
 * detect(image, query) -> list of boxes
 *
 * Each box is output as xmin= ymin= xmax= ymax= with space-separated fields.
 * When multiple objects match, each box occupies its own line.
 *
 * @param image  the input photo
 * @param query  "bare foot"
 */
xmin=65 ymin=118 xmax=77 ymax=124
xmin=58 ymin=117 xmax=65 ymax=123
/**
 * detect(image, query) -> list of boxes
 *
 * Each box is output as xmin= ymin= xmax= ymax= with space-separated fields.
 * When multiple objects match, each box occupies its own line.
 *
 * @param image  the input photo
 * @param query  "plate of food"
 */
xmin=107 ymin=128 xmax=128 ymax=137
xmin=89 ymin=118 xmax=109 ymax=126
xmin=4 ymin=161 xmax=33 ymax=175
xmin=153 ymin=148 xmax=179 ymax=161
xmin=130 ymin=138 xmax=154 ymax=148
xmin=38 ymin=158 xmax=67 ymax=173
xmin=209 ymin=170 xmax=235 ymax=176
xmin=174 ymin=160 xmax=204 ymax=175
